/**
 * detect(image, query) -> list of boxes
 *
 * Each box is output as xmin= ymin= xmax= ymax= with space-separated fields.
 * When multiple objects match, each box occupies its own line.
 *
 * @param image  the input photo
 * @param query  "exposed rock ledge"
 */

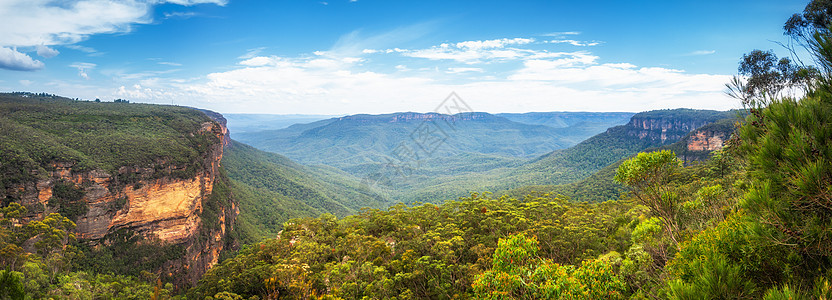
xmin=16 ymin=118 xmax=236 ymax=287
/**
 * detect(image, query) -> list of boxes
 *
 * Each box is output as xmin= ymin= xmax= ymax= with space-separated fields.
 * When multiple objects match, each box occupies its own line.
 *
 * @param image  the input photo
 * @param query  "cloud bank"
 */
xmin=0 ymin=0 xmax=225 ymax=71
xmin=111 ymin=35 xmax=733 ymax=114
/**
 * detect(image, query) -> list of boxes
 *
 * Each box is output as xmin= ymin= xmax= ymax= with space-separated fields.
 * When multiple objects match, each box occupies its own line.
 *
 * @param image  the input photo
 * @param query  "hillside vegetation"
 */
xmin=394 ymin=109 xmax=734 ymax=203
xmin=0 ymin=93 xmax=389 ymax=297
xmin=189 ymin=90 xmax=831 ymax=298
xmin=185 ymin=1 xmax=832 ymax=298
xmin=0 ymin=93 xmax=218 ymax=199
xmin=224 ymin=141 xmax=389 ymax=242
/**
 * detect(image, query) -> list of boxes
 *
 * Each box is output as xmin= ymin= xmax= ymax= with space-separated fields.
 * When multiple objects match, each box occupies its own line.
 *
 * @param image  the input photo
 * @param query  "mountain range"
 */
xmin=0 ymin=92 xmax=738 ymax=291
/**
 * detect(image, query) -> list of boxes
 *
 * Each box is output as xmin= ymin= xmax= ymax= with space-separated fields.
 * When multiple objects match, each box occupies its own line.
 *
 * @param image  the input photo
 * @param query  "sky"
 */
xmin=0 ymin=0 xmax=811 ymax=114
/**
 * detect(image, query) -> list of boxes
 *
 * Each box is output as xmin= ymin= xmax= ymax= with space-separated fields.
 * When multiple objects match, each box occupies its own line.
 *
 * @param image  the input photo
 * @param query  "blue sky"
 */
xmin=0 ymin=0 xmax=809 ymax=114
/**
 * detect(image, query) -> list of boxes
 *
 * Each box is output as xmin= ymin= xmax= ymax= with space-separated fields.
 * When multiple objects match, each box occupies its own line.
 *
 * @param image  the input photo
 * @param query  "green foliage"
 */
xmin=0 ymin=93 xmax=219 ymax=203
xmin=74 ymin=229 xmax=185 ymax=278
xmin=472 ymin=234 xmax=627 ymax=299
xmin=668 ymin=254 xmax=757 ymax=299
xmin=223 ymin=141 xmax=388 ymax=242
xmin=616 ymin=150 xmax=683 ymax=245
xmin=0 ymin=269 xmax=25 ymax=300
xmin=726 ymin=50 xmax=814 ymax=107
xmin=762 ymin=285 xmax=807 ymax=300
xmin=47 ymin=180 xmax=88 ymax=220
xmin=738 ymin=91 xmax=832 ymax=284
xmin=0 ymin=204 xmax=171 ymax=299
xmin=191 ymin=193 xmax=635 ymax=299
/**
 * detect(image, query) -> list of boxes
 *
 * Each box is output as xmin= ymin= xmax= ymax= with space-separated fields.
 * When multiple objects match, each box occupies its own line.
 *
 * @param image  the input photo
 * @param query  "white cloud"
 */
xmin=239 ymin=47 xmax=266 ymax=59
xmin=158 ymin=61 xmax=183 ymax=66
xmin=0 ymin=0 xmax=224 ymax=70
xmin=163 ymin=11 xmax=198 ymax=19
xmin=447 ymin=67 xmax=484 ymax=74
xmin=239 ymin=56 xmax=281 ymax=67
xmin=542 ymin=31 xmax=581 ymax=37
xmin=546 ymin=39 xmax=600 ymax=47
xmin=401 ymin=45 xmax=531 ymax=63
xmin=70 ymin=62 xmax=96 ymax=79
xmin=0 ymin=47 xmax=44 ymax=71
xmin=36 ymin=45 xmax=59 ymax=58
xmin=66 ymin=44 xmax=101 ymax=56
xmin=686 ymin=50 xmax=716 ymax=56
xmin=455 ymin=38 xmax=535 ymax=50
xmin=19 ymin=79 xmax=32 ymax=86
xmin=103 ymin=35 xmax=734 ymax=114
xmin=165 ymin=0 xmax=227 ymax=6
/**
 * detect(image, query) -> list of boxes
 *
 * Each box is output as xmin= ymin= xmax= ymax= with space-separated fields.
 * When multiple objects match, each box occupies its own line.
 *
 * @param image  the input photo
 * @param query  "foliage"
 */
xmin=0 ymin=93 xmax=220 ymax=204
xmin=191 ymin=193 xmax=636 ymax=299
xmin=73 ymin=229 xmax=186 ymax=279
xmin=726 ymin=50 xmax=815 ymax=108
xmin=0 ymin=207 xmax=173 ymax=299
xmin=616 ymin=150 xmax=683 ymax=245
xmin=471 ymin=234 xmax=627 ymax=299
xmin=737 ymin=89 xmax=832 ymax=285
xmin=0 ymin=269 xmax=25 ymax=300
xmin=223 ymin=141 xmax=388 ymax=242
xmin=47 ymin=180 xmax=87 ymax=221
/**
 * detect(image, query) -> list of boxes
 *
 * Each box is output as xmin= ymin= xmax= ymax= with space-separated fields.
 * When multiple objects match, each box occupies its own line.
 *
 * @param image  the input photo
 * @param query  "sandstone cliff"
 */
xmin=13 ymin=116 xmax=237 ymax=287
xmin=674 ymin=118 xmax=737 ymax=163
xmin=622 ymin=109 xmax=731 ymax=144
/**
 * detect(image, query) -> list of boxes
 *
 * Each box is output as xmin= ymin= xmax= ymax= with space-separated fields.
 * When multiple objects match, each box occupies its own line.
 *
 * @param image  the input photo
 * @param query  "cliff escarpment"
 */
xmin=0 ymin=93 xmax=237 ymax=287
xmin=622 ymin=109 xmax=734 ymax=144
xmin=672 ymin=118 xmax=738 ymax=163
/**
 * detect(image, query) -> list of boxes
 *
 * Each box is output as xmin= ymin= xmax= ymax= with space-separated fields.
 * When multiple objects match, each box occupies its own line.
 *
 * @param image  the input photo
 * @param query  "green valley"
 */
xmin=2 ymin=1 xmax=832 ymax=299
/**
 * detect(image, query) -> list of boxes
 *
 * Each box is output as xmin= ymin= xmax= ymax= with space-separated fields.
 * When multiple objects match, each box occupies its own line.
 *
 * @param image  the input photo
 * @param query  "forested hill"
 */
xmin=0 ymin=92 xmax=389 ymax=296
xmin=233 ymin=111 xmax=633 ymax=169
xmin=223 ymin=140 xmax=390 ymax=242
xmin=0 ymin=92 xmax=239 ymax=288
xmin=503 ymin=112 xmax=741 ymax=203
xmin=396 ymin=108 xmax=736 ymax=203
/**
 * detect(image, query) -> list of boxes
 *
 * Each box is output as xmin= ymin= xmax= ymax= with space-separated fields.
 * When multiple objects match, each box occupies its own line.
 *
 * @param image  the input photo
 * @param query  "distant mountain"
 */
xmin=501 ymin=111 xmax=741 ymax=203
xmin=397 ymin=109 xmax=737 ymax=203
xmin=496 ymin=112 xmax=634 ymax=128
xmin=234 ymin=111 xmax=630 ymax=171
xmin=497 ymin=112 xmax=634 ymax=144
xmin=224 ymin=113 xmax=338 ymax=133
xmin=233 ymin=109 xmax=735 ymax=203
xmin=223 ymin=140 xmax=389 ymax=241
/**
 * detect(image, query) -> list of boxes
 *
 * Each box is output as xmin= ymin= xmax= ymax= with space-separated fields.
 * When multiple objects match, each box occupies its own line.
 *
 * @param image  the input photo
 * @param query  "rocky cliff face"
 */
xmin=686 ymin=129 xmax=727 ymax=151
xmin=14 ymin=117 xmax=237 ymax=287
xmin=674 ymin=119 xmax=737 ymax=163
xmin=625 ymin=116 xmax=714 ymax=143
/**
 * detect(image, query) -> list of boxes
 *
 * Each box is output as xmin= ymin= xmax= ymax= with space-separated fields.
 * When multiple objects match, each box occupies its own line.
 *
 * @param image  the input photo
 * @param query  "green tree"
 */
xmin=472 ymin=234 xmax=626 ymax=299
xmin=615 ymin=150 xmax=682 ymax=246
xmin=726 ymin=50 xmax=814 ymax=108
xmin=738 ymin=90 xmax=832 ymax=285
xmin=0 ymin=269 xmax=25 ymax=300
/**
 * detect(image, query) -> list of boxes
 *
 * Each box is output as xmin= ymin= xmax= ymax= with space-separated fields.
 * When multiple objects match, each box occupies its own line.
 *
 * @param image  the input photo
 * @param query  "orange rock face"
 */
xmin=687 ymin=130 xmax=725 ymax=151
xmin=17 ymin=118 xmax=235 ymax=287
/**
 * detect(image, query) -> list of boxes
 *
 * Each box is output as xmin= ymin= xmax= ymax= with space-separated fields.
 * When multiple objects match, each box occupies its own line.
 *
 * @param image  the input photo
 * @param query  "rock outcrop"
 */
xmin=687 ymin=129 xmax=727 ymax=151
xmin=14 ymin=116 xmax=237 ymax=287
xmin=674 ymin=119 xmax=737 ymax=163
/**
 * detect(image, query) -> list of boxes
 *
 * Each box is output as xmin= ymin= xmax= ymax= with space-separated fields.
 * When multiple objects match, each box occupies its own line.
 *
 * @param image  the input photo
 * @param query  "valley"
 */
xmin=2 ymin=1 xmax=831 ymax=298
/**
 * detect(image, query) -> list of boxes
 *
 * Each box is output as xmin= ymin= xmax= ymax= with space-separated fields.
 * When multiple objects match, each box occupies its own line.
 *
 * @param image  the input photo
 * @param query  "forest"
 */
xmin=190 ymin=2 xmax=832 ymax=298
xmin=2 ymin=1 xmax=832 ymax=299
